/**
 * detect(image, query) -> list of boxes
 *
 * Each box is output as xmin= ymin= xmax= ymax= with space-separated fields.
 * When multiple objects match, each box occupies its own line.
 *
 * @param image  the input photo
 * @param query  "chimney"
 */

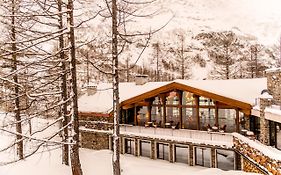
xmin=135 ymin=74 xmax=149 ymax=85
xmin=85 ymin=84 xmax=97 ymax=96
xmin=266 ymin=68 xmax=281 ymax=105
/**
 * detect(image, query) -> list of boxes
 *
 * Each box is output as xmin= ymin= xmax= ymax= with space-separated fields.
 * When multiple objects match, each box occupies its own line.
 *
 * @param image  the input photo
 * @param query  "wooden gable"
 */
xmin=120 ymin=82 xmax=252 ymax=115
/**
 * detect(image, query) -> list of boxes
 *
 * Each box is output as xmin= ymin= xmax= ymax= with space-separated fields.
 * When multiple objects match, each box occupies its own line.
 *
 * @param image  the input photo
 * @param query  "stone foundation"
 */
xmin=242 ymin=157 xmax=265 ymax=174
xmin=80 ymin=130 xmax=109 ymax=150
xmin=266 ymin=68 xmax=281 ymax=104
xmin=234 ymin=137 xmax=281 ymax=175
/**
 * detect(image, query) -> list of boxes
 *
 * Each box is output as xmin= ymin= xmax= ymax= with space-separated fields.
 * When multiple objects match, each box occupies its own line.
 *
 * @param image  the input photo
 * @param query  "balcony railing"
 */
xmin=120 ymin=125 xmax=233 ymax=147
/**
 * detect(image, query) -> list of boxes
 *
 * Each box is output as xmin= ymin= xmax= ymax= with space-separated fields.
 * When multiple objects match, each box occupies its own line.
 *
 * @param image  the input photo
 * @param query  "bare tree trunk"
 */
xmin=180 ymin=36 xmax=184 ymax=79
xmin=126 ymin=58 xmax=129 ymax=82
xmin=11 ymin=0 xmax=24 ymax=160
xmin=112 ymin=0 xmax=121 ymax=174
xmin=58 ymin=0 xmax=69 ymax=166
xmin=67 ymin=0 xmax=83 ymax=174
xmin=225 ymin=46 xmax=230 ymax=80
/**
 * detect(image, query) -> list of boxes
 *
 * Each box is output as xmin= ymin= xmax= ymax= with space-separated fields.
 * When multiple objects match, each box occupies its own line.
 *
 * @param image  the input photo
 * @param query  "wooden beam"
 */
xmin=160 ymin=94 xmax=166 ymax=127
xmin=122 ymin=104 xmax=134 ymax=110
xmin=194 ymin=95 xmax=200 ymax=130
xmin=147 ymin=100 xmax=153 ymax=122
xmin=215 ymin=101 xmax=219 ymax=126
xmin=178 ymin=90 xmax=183 ymax=129
xmin=134 ymin=105 xmax=137 ymax=126
xmin=235 ymin=109 xmax=240 ymax=132
xmin=125 ymin=109 xmax=128 ymax=124
xmin=120 ymin=82 xmax=252 ymax=113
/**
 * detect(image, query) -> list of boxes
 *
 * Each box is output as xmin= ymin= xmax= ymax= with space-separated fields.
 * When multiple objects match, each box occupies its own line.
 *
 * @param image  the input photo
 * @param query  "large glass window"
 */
xmin=151 ymin=106 xmax=162 ymax=125
xmin=138 ymin=106 xmax=148 ymax=126
xmin=125 ymin=138 xmax=135 ymax=155
xmin=166 ymin=91 xmax=179 ymax=105
xmin=157 ymin=143 xmax=169 ymax=161
xmin=182 ymin=91 xmax=195 ymax=105
xmin=140 ymin=140 xmax=151 ymax=158
xmin=218 ymin=109 xmax=236 ymax=132
xmin=216 ymin=149 xmax=234 ymax=170
xmin=166 ymin=107 xmax=179 ymax=125
xmin=199 ymin=96 xmax=214 ymax=106
xmin=182 ymin=108 xmax=197 ymax=129
xmin=195 ymin=147 xmax=211 ymax=167
xmin=200 ymin=108 xmax=215 ymax=130
xmin=175 ymin=144 xmax=189 ymax=164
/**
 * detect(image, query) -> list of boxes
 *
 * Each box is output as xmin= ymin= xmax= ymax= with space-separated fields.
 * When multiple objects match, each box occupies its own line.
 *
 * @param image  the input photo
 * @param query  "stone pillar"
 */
xmin=266 ymin=68 xmax=281 ymax=104
xmin=234 ymin=152 xmax=242 ymax=170
xmin=211 ymin=148 xmax=216 ymax=168
xmin=151 ymin=140 xmax=157 ymax=159
xmin=135 ymin=138 xmax=140 ymax=156
xmin=244 ymin=115 xmax=250 ymax=131
xmin=169 ymin=143 xmax=175 ymax=163
xmin=108 ymin=135 xmax=112 ymax=150
xmin=189 ymin=145 xmax=194 ymax=166
xmin=259 ymin=97 xmax=272 ymax=145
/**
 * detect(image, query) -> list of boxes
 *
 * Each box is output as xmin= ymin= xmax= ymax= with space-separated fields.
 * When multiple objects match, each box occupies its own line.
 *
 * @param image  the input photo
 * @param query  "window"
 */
xmin=218 ymin=109 xmax=236 ymax=132
xmin=200 ymin=108 xmax=215 ymax=130
xmin=216 ymin=149 xmax=234 ymax=170
xmin=157 ymin=143 xmax=169 ymax=161
xmin=140 ymin=140 xmax=151 ymax=158
xmin=166 ymin=91 xmax=179 ymax=105
xmin=182 ymin=108 xmax=197 ymax=129
xmin=199 ymin=96 xmax=214 ymax=106
xmin=194 ymin=147 xmax=211 ymax=167
xmin=182 ymin=91 xmax=195 ymax=105
xmin=175 ymin=144 xmax=189 ymax=164
xmin=125 ymin=138 xmax=135 ymax=155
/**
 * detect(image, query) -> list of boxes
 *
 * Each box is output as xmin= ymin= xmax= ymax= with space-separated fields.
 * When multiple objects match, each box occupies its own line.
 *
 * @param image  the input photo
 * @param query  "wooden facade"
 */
xmin=120 ymin=82 xmax=250 ymax=133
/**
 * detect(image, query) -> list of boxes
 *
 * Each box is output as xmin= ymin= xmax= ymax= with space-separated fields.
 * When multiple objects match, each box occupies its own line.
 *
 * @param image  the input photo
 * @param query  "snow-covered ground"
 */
xmin=0 ymin=142 xmax=260 ymax=175
xmin=0 ymin=111 xmax=259 ymax=175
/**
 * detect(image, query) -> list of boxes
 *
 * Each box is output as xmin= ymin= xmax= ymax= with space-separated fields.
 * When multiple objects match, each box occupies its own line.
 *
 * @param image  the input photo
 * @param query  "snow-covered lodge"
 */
xmin=78 ymin=68 xmax=281 ymax=175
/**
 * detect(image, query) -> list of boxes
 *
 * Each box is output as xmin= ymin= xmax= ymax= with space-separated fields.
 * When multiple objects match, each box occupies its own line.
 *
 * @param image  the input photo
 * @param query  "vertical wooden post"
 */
xmin=178 ymin=91 xmax=183 ymax=129
xmin=195 ymin=95 xmax=200 ymax=130
xmin=134 ymin=105 xmax=137 ymax=126
xmin=235 ymin=109 xmax=240 ymax=132
xmin=160 ymin=94 xmax=167 ymax=127
xmin=121 ymin=109 xmax=125 ymax=124
xmin=125 ymin=109 xmax=128 ymax=124
xmin=147 ymin=99 xmax=152 ymax=123
xmin=215 ymin=101 xmax=219 ymax=126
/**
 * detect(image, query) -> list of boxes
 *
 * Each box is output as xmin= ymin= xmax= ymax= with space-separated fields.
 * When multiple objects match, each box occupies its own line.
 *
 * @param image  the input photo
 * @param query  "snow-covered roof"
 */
xmin=78 ymin=78 xmax=267 ymax=114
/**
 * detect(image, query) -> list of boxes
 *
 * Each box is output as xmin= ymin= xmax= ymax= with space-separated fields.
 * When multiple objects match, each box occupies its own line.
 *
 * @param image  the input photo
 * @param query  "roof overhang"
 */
xmin=120 ymin=82 xmax=252 ymax=115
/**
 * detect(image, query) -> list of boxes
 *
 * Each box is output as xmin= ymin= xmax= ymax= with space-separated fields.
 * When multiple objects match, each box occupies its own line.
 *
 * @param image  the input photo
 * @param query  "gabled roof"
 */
xmin=78 ymin=78 xmax=267 ymax=114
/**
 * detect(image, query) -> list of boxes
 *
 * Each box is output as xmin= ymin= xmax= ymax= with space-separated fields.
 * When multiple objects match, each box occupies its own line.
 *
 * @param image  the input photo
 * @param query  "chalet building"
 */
xmin=78 ymin=69 xmax=281 ymax=175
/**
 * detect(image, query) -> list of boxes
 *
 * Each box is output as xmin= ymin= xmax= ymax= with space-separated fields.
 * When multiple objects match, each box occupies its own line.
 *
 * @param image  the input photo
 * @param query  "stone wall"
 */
xmin=259 ymin=98 xmax=272 ymax=145
xmin=79 ymin=112 xmax=113 ymax=123
xmin=242 ymin=157 xmax=266 ymax=174
xmin=266 ymin=68 xmax=281 ymax=104
xmin=80 ymin=130 xmax=110 ymax=150
xmin=234 ymin=137 xmax=281 ymax=175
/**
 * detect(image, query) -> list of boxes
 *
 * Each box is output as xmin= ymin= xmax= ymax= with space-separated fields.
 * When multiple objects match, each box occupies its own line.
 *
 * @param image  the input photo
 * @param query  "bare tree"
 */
xmin=246 ymin=44 xmax=267 ymax=78
xmin=196 ymin=31 xmax=242 ymax=79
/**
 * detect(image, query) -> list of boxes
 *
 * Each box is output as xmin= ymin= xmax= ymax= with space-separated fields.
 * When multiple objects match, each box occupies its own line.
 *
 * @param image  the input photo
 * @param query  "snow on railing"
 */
xmin=233 ymin=132 xmax=281 ymax=161
xmin=120 ymin=125 xmax=233 ymax=147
